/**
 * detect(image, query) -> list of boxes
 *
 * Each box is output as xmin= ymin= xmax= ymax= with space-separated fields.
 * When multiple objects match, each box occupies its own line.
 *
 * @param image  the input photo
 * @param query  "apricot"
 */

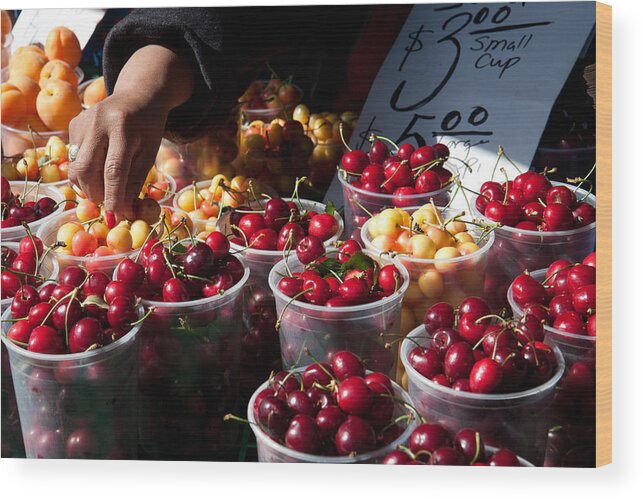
xmin=39 ymin=59 xmax=78 ymax=88
xmin=7 ymin=75 xmax=39 ymax=115
xmin=9 ymin=50 xmax=47 ymax=81
xmin=23 ymin=113 xmax=50 ymax=132
xmin=0 ymin=82 xmax=26 ymax=126
xmin=12 ymin=45 xmax=46 ymax=58
xmin=44 ymin=26 xmax=82 ymax=68
xmin=82 ymin=76 xmax=106 ymax=107
xmin=36 ymin=79 xmax=82 ymax=131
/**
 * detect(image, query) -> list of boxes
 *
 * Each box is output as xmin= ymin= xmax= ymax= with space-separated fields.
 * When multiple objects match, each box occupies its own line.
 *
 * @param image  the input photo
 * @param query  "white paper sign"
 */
xmin=326 ymin=1 xmax=595 ymax=208
xmin=11 ymin=8 xmax=105 ymax=50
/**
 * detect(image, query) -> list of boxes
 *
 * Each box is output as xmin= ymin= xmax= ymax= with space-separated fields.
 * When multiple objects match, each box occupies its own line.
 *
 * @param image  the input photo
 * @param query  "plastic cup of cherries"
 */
xmin=269 ymin=239 xmax=409 ymax=376
xmin=467 ymin=162 xmax=596 ymax=308
xmin=507 ymin=254 xmax=597 ymax=466
xmin=116 ymin=225 xmax=250 ymax=460
xmin=227 ymin=350 xmax=418 ymax=463
xmin=400 ymin=296 xmax=564 ymax=465
xmin=1 ymin=177 xmax=65 ymax=241
xmin=0 ymin=259 xmax=150 ymax=459
xmin=337 ymin=135 xmax=455 ymax=241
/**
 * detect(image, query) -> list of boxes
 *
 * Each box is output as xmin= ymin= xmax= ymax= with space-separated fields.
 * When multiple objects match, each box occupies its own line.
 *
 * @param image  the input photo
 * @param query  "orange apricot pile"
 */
xmin=1 ymin=26 xmax=82 ymax=132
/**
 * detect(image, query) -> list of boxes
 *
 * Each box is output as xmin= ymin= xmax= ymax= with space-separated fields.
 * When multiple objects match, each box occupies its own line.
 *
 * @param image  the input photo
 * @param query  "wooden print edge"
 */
xmin=595 ymin=0 xmax=612 ymax=468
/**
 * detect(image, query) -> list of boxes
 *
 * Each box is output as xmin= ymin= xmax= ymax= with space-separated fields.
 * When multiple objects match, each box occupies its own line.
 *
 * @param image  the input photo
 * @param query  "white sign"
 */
xmin=326 ymin=1 xmax=595 ymax=208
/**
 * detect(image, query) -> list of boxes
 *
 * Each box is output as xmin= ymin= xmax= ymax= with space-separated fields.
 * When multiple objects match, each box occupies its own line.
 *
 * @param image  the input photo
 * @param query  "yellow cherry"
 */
xmin=409 ymin=234 xmax=436 ymax=259
xmin=418 ymin=268 xmax=445 ymax=298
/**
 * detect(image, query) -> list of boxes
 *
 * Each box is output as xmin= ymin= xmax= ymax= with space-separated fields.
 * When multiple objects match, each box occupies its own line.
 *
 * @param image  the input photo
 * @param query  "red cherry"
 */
xmin=489 ymin=448 xmax=520 ymax=466
xmin=28 ymin=325 xmax=64 ymax=354
xmin=408 ymin=347 xmax=442 ymax=379
xmin=336 ymin=239 xmax=361 ymax=264
xmin=10 ymin=285 xmax=40 ymax=318
xmin=7 ymin=320 xmax=33 ymax=344
xmin=52 ymin=297 xmax=82 ymax=330
xmin=284 ymin=414 xmax=322 ymax=454
xmin=342 ymin=150 xmax=370 ymax=174
xmin=1 ymin=271 xmax=22 ymax=298
xmin=572 ymin=202 xmax=595 ymax=226
xmin=58 ymin=266 xmax=87 ymax=288
xmin=424 ymin=302 xmax=455 ymax=333
xmin=511 ymin=274 xmax=547 ymax=306
xmin=18 ymin=235 xmax=44 ymax=259
xmin=68 ymin=317 xmax=104 ymax=353
xmin=546 ymin=185 xmax=576 ymax=206
xmin=27 ymin=302 xmax=53 ymax=327
xmin=553 ymin=310 xmax=587 ymax=335
xmin=469 ymin=358 xmax=503 ymax=394
xmin=360 ymin=164 xmax=385 ymax=186
xmin=277 ymin=276 xmax=304 ymax=298
xmin=567 ymin=264 xmax=596 ymax=293
xmin=378 ymin=264 xmax=402 ymax=295
xmin=392 ymin=186 xmax=418 ymax=207
xmin=458 ymin=313 xmax=488 ymax=345
xmin=338 ymin=277 xmax=369 ymax=302
xmin=408 ymin=423 xmax=451 ymax=455
xmin=308 ymin=213 xmax=339 ymax=241
xmin=277 ymin=222 xmax=306 ymax=251
xmin=337 ymin=376 xmax=373 ymax=416
xmin=201 ymin=268 xmax=235 ymax=297
xmin=115 ymin=258 xmax=145 ymax=290
xmin=104 ymin=280 xmax=135 ymax=304
xmin=572 ymin=284 xmax=596 ymax=315
xmin=543 ymin=203 xmax=574 ymax=230
xmin=204 ymin=231 xmax=230 ymax=259
xmin=383 ymin=160 xmax=412 ymax=188
xmin=409 ymin=145 xmax=435 ymax=169
xmin=162 ymin=277 xmax=191 ymax=302
xmin=335 ymin=416 xmax=376 ymax=455
xmin=296 ymin=235 xmax=325 ymax=264
xmin=522 ymin=174 xmax=552 ymax=203
xmin=587 ymin=314 xmax=596 ymax=336
xmin=582 ymin=251 xmax=596 ymax=268
xmin=248 ymin=228 xmax=278 ymax=250
xmin=331 ymin=351 xmax=365 ymax=380
xmin=302 ymin=274 xmax=331 ymax=305
xmin=368 ymin=141 xmax=389 ymax=164
xmin=414 ymin=170 xmax=441 ymax=193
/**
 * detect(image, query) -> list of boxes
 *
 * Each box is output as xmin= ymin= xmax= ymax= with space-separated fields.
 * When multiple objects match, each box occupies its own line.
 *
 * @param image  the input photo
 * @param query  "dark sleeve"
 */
xmin=102 ymin=6 xmax=373 ymax=142
xmin=102 ymin=7 xmax=223 ymax=144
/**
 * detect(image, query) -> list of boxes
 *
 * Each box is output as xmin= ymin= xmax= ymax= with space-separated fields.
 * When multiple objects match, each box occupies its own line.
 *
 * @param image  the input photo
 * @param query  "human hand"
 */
xmin=68 ymin=45 xmax=194 ymax=219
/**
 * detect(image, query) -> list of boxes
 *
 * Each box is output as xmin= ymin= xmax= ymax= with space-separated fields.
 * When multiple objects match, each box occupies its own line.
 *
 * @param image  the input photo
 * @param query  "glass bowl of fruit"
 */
xmin=506 ymin=261 xmax=596 ymax=467
xmin=238 ymin=79 xmax=303 ymax=125
xmin=2 ymin=179 xmax=65 ymax=242
xmin=382 ymin=423 xmax=534 ymax=466
xmin=269 ymin=248 xmax=409 ymax=377
xmin=400 ymin=297 xmax=565 ymax=466
xmin=1 ymin=266 xmax=147 ymax=459
xmin=470 ymin=175 xmax=596 ymax=308
xmin=338 ymin=141 xmax=455 ymax=241
xmin=361 ymin=205 xmax=496 ymax=317
xmin=242 ymin=353 xmax=418 ymax=463
xmin=120 ymin=234 xmax=250 ymax=460
xmin=1 ymin=238 xmax=59 ymax=313
xmin=2 ymin=135 xmax=71 ymax=186
xmin=36 ymin=201 xmax=188 ymax=273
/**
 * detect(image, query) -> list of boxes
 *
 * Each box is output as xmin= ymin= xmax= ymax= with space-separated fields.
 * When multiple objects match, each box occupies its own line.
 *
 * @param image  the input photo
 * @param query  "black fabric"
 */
xmin=102 ymin=6 xmax=372 ymax=144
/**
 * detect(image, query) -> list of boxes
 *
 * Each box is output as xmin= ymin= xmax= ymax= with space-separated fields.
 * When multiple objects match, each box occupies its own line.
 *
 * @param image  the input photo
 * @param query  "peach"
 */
xmin=39 ymin=59 xmax=78 ymax=88
xmin=9 ymin=50 xmax=47 ymax=81
xmin=7 ymin=75 xmax=39 ymax=115
xmin=44 ymin=26 xmax=82 ymax=68
xmin=36 ymin=79 xmax=82 ymax=131
xmin=83 ymin=76 xmax=106 ymax=107
xmin=12 ymin=45 xmax=46 ymax=58
xmin=1 ymin=82 xmax=26 ymax=127
xmin=23 ymin=113 xmax=50 ymax=132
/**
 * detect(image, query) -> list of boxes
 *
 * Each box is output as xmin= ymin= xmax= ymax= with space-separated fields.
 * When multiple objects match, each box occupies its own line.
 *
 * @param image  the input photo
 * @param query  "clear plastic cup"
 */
xmin=136 ymin=256 xmax=250 ymax=460
xmin=361 ymin=208 xmax=495 ymax=314
xmin=1 ymin=34 xmax=13 ymax=69
xmin=143 ymin=170 xmax=176 ymax=207
xmin=507 ymin=268 xmax=596 ymax=466
xmin=239 ymin=82 xmax=303 ymax=126
xmin=401 ymin=324 xmax=565 ymax=465
xmin=472 ymin=182 xmax=596 ymax=309
xmin=269 ymin=250 xmax=410 ymax=376
xmin=338 ymin=169 xmax=454 ymax=242
xmin=1 ymin=306 xmax=144 ymax=459
xmin=1 ymin=241 xmax=60 ymax=314
xmin=36 ymin=210 xmax=137 ymax=274
xmin=247 ymin=367 xmax=418 ymax=463
xmin=2 ymin=181 xmax=66 ymax=242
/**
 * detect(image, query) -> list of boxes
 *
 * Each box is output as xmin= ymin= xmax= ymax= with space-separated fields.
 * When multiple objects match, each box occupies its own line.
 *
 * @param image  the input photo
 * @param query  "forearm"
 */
xmin=112 ymin=44 xmax=194 ymax=113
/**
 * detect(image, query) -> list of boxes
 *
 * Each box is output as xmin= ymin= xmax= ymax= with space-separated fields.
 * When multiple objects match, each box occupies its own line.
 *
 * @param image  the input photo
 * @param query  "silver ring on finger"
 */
xmin=68 ymin=144 xmax=80 ymax=162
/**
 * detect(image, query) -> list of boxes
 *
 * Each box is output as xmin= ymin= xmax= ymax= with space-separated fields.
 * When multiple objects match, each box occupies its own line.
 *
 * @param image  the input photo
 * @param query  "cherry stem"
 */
xmin=380 ymin=160 xmax=409 ymax=189
xmin=64 ymin=288 xmax=79 ymax=348
xmin=274 ymin=286 xmax=313 ymax=330
xmin=470 ymin=431 xmax=482 ymax=465
xmin=500 ymin=168 xmax=510 ymax=205
xmin=129 ymin=306 xmax=156 ymax=327
xmin=338 ymin=122 xmax=352 ymax=152
xmin=368 ymin=133 xmax=399 ymax=152
xmin=302 ymin=347 xmax=339 ymax=383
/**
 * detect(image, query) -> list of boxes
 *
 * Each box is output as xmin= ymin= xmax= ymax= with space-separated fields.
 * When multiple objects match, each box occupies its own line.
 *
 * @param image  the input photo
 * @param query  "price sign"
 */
xmin=326 ymin=2 xmax=595 ymax=208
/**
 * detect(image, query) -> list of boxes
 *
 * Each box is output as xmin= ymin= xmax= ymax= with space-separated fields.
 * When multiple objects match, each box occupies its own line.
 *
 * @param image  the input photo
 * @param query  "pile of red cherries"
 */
xmin=276 ymin=239 xmax=404 ymax=307
xmin=228 ymin=197 xmax=339 ymax=251
xmin=408 ymin=296 xmax=559 ymax=394
xmin=511 ymin=251 xmax=596 ymax=336
xmin=117 ymin=231 xmax=244 ymax=302
xmin=1 ymin=176 xmax=58 ymax=228
xmin=2 ymin=234 xmax=51 ymax=299
xmin=475 ymin=171 xmax=596 ymax=230
xmin=245 ymin=351 xmax=412 ymax=456
xmin=6 ymin=245 xmax=143 ymax=354
xmin=383 ymin=423 xmax=523 ymax=466
xmin=340 ymin=140 xmax=453 ymax=206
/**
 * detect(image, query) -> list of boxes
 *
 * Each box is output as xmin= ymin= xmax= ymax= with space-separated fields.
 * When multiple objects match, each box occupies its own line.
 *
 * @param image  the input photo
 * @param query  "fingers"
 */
xmin=103 ymin=130 xmax=133 ymax=217
xmin=124 ymin=144 xmax=158 ymax=218
xmin=68 ymin=114 xmax=107 ymax=203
